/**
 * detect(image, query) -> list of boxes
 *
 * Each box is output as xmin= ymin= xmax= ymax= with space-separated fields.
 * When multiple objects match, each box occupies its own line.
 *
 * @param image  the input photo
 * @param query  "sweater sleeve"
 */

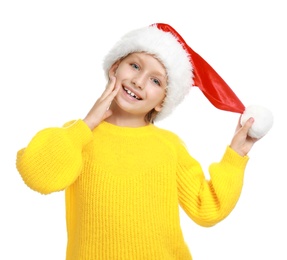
xmin=16 ymin=120 xmax=93 ymax=195
xmin=177 ymin=143 xmax=249 ymax=227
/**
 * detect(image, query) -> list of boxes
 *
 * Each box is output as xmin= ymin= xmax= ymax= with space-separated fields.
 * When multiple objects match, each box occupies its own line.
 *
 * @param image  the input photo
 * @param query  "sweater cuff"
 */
xmin=221 ymin=146 xmax=249 ymax=170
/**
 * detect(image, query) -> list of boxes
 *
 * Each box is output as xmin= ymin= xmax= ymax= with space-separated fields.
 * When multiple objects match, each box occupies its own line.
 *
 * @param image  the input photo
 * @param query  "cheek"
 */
xmin=156 ymin=87 xmax=166 ymax=99
xmin=114 ymin=65 xmax=125 ymax=77
xmin=151 ymin=89 xmax=166 ymax=104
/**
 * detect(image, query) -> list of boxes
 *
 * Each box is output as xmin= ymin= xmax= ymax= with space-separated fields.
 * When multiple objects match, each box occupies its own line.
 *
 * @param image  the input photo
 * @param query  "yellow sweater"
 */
xmin=16 ymin=120 xmax=248 ymax=260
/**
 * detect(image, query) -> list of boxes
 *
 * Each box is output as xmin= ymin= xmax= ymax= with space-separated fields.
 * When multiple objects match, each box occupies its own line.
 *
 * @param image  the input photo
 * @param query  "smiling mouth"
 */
xmin=123 ymin=87 xmax=142 ymax=100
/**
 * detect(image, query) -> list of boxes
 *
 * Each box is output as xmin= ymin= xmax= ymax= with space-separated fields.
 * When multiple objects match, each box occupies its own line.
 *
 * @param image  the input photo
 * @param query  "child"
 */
xmin=16 ymin=23 xmax=261 ymax=260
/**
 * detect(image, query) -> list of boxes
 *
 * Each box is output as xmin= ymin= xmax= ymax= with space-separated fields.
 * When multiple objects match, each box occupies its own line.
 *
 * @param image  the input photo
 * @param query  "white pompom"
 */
xmin=240 ymin=105 xmax=273 ymax=138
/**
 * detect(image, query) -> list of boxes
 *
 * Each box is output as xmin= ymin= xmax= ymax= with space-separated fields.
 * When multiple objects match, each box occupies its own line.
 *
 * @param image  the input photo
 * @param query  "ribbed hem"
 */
xmin=221 ymin=146 xmax=249 ymax=170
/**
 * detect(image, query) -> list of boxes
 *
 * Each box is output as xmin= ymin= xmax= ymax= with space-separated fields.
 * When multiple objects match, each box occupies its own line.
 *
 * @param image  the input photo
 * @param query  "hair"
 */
xmin=145 ymin=109 xmax=159 ymax=124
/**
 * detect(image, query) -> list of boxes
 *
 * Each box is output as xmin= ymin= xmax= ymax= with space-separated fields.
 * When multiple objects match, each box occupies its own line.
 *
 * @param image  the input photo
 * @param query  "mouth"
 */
xmin=123 ymin=87 xmax=142 ymax=100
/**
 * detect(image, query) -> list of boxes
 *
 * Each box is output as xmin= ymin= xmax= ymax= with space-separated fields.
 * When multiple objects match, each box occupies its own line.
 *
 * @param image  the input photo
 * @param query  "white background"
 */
xmin=1 ymin=0 xmax=286 ymax=259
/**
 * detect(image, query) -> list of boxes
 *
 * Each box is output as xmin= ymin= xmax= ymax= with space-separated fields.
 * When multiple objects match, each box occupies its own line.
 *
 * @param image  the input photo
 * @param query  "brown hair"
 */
xmin=144 ymin=109 xmax=159 ymax=124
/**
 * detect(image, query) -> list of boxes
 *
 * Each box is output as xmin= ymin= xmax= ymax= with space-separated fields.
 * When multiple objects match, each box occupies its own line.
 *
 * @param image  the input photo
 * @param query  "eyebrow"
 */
xmin=132 ymin=53 xmax=167 ymax=80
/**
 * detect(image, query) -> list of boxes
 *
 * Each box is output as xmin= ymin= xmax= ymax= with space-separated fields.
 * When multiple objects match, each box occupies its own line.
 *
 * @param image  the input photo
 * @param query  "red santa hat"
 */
xmin=103 ymin=23 xmax=273 ymax=138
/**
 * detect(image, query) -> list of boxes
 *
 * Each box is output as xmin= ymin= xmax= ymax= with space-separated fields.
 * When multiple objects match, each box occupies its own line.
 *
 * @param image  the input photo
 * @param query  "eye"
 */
xmin=152 ymin=78 xmax=161 ymax=86
xmin=131 ymin=63 xmax=140 ymax=70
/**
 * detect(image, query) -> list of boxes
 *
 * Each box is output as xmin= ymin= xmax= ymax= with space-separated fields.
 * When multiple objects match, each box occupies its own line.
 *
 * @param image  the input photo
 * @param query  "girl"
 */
xmin=16 ymin=23 xmax=260 ymax=260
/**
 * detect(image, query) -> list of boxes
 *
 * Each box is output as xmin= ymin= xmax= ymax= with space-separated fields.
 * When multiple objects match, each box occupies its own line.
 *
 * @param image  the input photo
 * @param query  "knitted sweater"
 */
xmin=16 ymin=120 xmax=248 ymax=260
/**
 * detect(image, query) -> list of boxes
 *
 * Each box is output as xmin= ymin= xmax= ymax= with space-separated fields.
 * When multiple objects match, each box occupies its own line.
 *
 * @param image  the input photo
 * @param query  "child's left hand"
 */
xmin=230 ymin=116 xmax=259 ymax=156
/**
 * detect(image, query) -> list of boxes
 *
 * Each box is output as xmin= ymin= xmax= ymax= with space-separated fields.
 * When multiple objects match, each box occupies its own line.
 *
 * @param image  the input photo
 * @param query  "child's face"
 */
xmin=109 ymin=52 xmax=167 ymax=119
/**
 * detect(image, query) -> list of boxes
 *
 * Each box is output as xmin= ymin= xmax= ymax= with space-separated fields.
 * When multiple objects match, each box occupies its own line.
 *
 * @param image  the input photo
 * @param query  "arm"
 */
xmin=17 ymin=75 xmax=119 ymax=194
xmin=16 ymin=120 xmax=93 ymax=194
xmin=177 ymin=116 xmax=257 ymax=227
xmin=177 ymin=145 xmax=248 ymax=227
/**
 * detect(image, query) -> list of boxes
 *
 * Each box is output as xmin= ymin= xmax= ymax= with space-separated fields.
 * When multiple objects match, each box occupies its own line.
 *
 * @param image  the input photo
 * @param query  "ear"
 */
xmin=108 ymin=60 xmax=121 ymax=79
xmin=154 ymin=101 xmax=164 ymax=112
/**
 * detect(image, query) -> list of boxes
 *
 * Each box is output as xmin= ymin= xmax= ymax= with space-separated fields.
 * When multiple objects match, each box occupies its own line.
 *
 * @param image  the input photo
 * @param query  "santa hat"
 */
xmin=103 ymin=23 xmax=273 ymax=138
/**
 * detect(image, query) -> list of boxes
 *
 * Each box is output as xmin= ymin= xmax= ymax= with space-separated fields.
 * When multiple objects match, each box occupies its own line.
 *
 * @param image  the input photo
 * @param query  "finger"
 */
xmin=241 ymin=117 xmax=254 ymax=135
xmin=99 ymin=76 xmax=117 ymax=101
xmin=110 ymin=79 xmax=121 ymax=97
xmin=235 ymin=116 xmax=242 ymax=132
xmin=98 ymin=77 xmax=116 ymax=101
xmin=102 ymin=82 xmax=120 ymax=109
xmin=98 ymin=79 xmax=120 ymax=111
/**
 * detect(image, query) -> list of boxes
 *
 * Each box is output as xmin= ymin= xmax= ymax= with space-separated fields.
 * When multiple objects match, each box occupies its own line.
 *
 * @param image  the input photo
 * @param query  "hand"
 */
xmin=230 ymin=116 xmax=259 ymax=156
xmin=83 ymin=76 xmax=120 ymax=130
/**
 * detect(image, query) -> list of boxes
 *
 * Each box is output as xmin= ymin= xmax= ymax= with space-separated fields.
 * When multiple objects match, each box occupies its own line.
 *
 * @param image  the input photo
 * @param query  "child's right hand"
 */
xmin=83 ymin=76 xmax=120 ymax=130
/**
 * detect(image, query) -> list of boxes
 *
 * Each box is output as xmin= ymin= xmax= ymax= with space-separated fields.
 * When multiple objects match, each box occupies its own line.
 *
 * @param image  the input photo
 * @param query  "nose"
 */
xmin=131 ymin=75 xmax=145 ymax=90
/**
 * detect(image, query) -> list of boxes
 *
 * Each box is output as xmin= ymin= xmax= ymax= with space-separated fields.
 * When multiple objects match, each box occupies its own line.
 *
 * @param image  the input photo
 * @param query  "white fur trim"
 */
xmin=103 ymin=25 xmax=194 ymax=121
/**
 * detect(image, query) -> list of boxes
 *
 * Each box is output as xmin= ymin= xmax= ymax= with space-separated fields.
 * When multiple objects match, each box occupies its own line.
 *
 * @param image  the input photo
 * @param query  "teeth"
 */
xmin=124 ymin=87 xmax=140 ymax=100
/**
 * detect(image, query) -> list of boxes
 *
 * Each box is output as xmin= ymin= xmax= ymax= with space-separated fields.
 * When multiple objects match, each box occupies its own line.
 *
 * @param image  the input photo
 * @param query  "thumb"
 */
xmin=241 ymin=117 xmax=254 ymax=135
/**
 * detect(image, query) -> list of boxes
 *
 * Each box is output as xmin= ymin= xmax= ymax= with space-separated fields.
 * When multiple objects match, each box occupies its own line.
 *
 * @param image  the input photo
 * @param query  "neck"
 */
xmin=105 ymin=103 xmax=148 ymax=127
xmin=105 ymin=116 xmax=148 ymax=127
